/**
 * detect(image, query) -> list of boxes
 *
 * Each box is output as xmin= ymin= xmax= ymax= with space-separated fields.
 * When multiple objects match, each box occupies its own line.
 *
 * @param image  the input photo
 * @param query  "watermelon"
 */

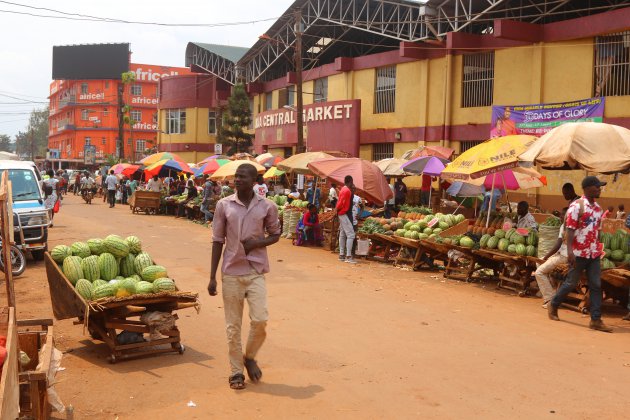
xmin=455 ymin=214 xmax=465 ymax=224
xmin=438 ymin=222 xmax=449 ymax=231
xmin=404 ymin=231 xmax=414 ymax=239
xmin=71 ymin=242 xmax=91 ymax=259
xmin=494 ymin=229 xmax=505 ymax=239
xmin=63 ymin=256 xmax=83 ymax=285
xmin=498 ymin=238 xmax=509 ymax=251
xmin=404 ymin=222 xmax=413 ymax=230
xmin=487 ymin=236 xmax=499 ymax=249
xmin=621 ymin=237 xmax=630 ymax=254
xmin=153 ymin=278 xmax=176 ymax=293
xmin=80 ymin=256 xmax=100 ymax=282
xmin=423 ymin=228 xmax=433 ymax=235
xmin=92 ymin=284 xmax=116 ymax=299
xmin=601 ymin=233 xmax=612 ymax=250
xmin=51 ymin=245 xmax=72 ymax=263
xmin=125 ymin=236 xmax=142 ymax=254
xmin=507 ymin=244 xmax=517 ymax=254
xmin=610 ymin=236 xmax=621 ymax=251
xmin=409 ymin=224 xmax=421 ymax=232
xmin=604 ymin=248 xmax=612 ymax=259
xmin=134 ymin=252 xmax=153 ymax=275
xmin=103 ymin=236 xmax=130 ymax=258
xmin=119 ymin=254 xmax=136 ymax=277
xmin=515 ymin=244 xmax=527 ymax=256
xmin=75 ymin=279 xmax=93 ymax=301
xmin=527 ymin=231 xmax=538 ymax=247
xmin=479 ymin=234 xmax=491 ymax=248
xmin=395 ymin=229 xmax=406 ymax=237
xmin=610 ymin=249 xmax=625 ymax=261
xmin=87 ymin=238 xmax=104 ymax=255
xmin=115 ymin=278 xmax=137 ymax=298
xmin=98 ymin=253 xmax=118 ymax=281
xmin=130 ymin=274 xmax=142 ymax=282
xmin=600 ymin=258 xmax=615 ymax=270
xmin=511 ymin=234 xmax=526 ymax=245
xmin=142 ymin=265 xmax=168 ymax=282
xmin=135 ymin=281 xmax=154 ymax=294
xmin=409 ymin=231 xmax=420 ymax=240
xmin=115 ymin=276 xmax=125 ymax=280
xmin=624 ymin=254 xmax=630 ymax=264
xmin=92 ymin=279 xmax=108 ymax=288
xmin=526 ymin=245 xmax=537 ymax=257
xmin=505 ymin=228 xmax=516 ymax=241
xmin=459 ymin=237 xmax=474 ymax=248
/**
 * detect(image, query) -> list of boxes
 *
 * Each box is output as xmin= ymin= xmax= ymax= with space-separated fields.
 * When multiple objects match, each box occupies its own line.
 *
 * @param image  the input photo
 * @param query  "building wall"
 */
xmin=158 ymin=106 xmax=219 ymax=164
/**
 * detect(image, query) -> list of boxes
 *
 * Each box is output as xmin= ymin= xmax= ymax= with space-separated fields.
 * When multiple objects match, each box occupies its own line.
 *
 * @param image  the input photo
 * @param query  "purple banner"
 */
xmin=491 ymin=97 xmax=605 ymax=137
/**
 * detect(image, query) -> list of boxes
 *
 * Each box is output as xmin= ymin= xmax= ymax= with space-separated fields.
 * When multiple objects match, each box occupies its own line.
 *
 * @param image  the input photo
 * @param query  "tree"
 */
xmin=0 ymin=134 xmax=13 ymax=152
xmin=15 ymin=107 xmax=49 ymax=159
xmin=217 ymin=83 xmax=252 ymax=155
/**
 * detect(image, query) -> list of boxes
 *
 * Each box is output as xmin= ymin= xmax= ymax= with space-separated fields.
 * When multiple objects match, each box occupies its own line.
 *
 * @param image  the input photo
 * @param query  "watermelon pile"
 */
xmin=478 ymin=227 xmax=539 ymax=257
xmin=51 ymin=234 xmax=178 ymax=301
xmin=600 ymin=229 xmax=630 ymax=270
xmin=390 ymin=213 xmax=465 ymax=241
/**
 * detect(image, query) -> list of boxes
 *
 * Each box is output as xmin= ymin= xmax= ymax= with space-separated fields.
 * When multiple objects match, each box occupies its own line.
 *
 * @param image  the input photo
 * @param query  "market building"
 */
xmin=184 ymin=0 xmax=630 ymax=210
xmin=48 ymin=63 xmax=190 ymax=168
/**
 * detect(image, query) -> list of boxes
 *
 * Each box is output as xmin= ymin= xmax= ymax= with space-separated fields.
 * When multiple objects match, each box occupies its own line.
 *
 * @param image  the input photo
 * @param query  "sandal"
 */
xmin=229 ymin=373 xmax=246 ymax=390
xmin=244 ymin=358 xmax=263 ymax=383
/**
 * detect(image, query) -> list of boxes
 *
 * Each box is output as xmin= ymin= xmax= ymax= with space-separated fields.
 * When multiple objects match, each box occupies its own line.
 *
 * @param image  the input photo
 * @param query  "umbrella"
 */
xmin=307 ymin=158 xmax=393 ymax=204
xmin=231 ymin=152 xmax=257 ymax=161
xmin=374 ymin=158 xmax=407 ymax=177
xmin=193 ymin=159 xmax=230 ymax=176
xmin=441 ymin=135 xmax=538 ymax=180
xmin=401 ymin=156 xmax=449 ymax=176
xmin=519 ymin=122 xmax=630 ymax=174
xmin=277 ymin=152 xmax=334 ymax=175
xmin=447 ymin=182 xmax=484 ymax=197
xmin=256 ymin=153 xmax=284 ymax=168
xmin=263 ymin=167 xmax=285 ymax=179
xmin=144 ymin=159 xmax=193 ymax=178
xmin=468 ymin=168 xmax=546 ymax=191
xmin=401 ymin=146 xmax=454 ymax=161
xmin=110 ymin=163 xmax=140 ymax=177
xmin=210 ymin=160 xmax=266 ymax=181
xmin=140 ymin=152 xmax=185 ymax=166
xmin=198 ymin=155 xmax=230 ymax=164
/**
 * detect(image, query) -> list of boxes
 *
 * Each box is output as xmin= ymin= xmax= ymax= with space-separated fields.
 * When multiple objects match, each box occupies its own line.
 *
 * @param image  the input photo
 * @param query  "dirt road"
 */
xmin=10 ymin=194 xmax=630 ymax=419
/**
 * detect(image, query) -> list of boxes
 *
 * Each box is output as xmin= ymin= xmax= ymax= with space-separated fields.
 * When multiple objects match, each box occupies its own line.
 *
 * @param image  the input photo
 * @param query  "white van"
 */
xmin=0 ymin=160 xmax=50 ymax=260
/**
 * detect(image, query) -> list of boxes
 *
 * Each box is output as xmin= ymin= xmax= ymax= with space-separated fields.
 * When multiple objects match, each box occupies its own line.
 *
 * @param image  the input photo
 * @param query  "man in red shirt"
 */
xmin=209 ymin=163 xmax=282 ymax=389
xmin=548 ymin=176 xmax=612 ymax=332
xmin=420 ymin=175 xmax=431 ymax=206
xmin=335 ymin=175 xmax=356 ymax=263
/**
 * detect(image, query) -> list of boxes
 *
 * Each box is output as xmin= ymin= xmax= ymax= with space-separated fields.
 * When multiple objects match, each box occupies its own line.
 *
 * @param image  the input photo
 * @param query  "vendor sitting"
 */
xmin=516 ymin=201 xmax=537 ymax=230
xmin=302 ymin=204 xmax=323 ymax=245
xmin=176 ymin=178 xmax=198 ymax=220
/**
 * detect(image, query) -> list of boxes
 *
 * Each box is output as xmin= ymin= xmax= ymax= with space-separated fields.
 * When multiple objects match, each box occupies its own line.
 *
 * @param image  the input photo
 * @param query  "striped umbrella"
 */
xmin=263 ymin=166 xmax=285 ymax=179
xmin=198 ymin=154 xmax=230 ymax=164
xmin=140 ymin=152 xmax=185 ymax=166
xmin=144 ymin=159 xmax=193 ymax=178
xmin=193 ymin=159 xmax=230 ymax=176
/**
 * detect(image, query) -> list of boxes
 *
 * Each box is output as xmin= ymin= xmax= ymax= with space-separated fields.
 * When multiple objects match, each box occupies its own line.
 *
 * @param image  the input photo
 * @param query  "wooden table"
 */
xmin=366 ymin=233 xmax=400 ymax=264
xmin=473 ymin=250 xmax=538 ymax=296
xmin=442 ymin=245 xmax=502 ymax=282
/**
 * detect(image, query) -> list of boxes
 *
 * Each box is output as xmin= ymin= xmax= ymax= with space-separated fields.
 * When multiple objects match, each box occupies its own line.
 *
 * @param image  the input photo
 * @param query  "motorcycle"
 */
xmin=0 ymin=239 xmax=26 ymax=277
xmin=81 ymin=187 xmax=94 ymax=204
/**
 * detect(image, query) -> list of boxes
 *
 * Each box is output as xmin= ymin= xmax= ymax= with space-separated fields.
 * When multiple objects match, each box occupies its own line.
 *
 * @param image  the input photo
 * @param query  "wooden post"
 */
xmin=0 ymin=171 xmax=15 ymax=308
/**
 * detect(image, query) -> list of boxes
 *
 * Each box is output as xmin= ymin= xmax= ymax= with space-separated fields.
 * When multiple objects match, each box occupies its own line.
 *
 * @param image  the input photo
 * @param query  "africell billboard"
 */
xmin=254 ymin=99 xmax=360 ymax=156
xmin=491 ymin=97 xmax=605 ymax=137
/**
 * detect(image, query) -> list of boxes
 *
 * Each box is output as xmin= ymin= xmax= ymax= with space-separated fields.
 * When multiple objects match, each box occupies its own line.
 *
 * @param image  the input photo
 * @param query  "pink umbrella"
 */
xmin=307 ymin=158 xmax=393 ymax=204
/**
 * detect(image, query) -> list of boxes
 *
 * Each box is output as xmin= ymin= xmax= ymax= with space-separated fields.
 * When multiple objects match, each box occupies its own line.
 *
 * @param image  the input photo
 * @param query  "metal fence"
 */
xmin=462 ymin=52 xmax=495 ymax=108
xmin=374 ymin=66 xmax=396 ymax=114
xmin=594 ymin=30 xmax=630 ymax=97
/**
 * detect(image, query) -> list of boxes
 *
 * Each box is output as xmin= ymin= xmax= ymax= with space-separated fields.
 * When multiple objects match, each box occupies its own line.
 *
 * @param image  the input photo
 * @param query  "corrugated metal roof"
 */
xmin=188 ymin=42 xmax=249 ymax=63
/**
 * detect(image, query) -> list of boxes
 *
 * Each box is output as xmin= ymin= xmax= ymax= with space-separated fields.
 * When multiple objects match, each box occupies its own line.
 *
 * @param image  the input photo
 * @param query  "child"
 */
xmin=603 ymin=205 xmax=614 ymax=219
xmin=617 ymin=204 xmax=626 ymax=220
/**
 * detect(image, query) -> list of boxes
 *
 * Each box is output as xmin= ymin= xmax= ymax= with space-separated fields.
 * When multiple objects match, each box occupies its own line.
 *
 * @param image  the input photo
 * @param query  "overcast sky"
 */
xmin=0 ymin=0 xmax=291 ymax=138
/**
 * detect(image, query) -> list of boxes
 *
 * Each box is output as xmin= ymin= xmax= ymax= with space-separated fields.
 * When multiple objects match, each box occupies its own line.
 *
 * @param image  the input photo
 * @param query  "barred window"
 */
xmin=372 ymin=143 xmax=394 ymax=161
xmin=136 ymin=139 xmax=146 ymax=152
xmin=374 ymin=66 xmax=396 ymax=113
xmin=81 ymin=109 xmax=89 ymax=120
xmin=594 ymin=31 xmax=630 ymax=97
xmin=166 ymin=109 xmax=186 ymax=134
xmin=460 ymin=140 xmax=482 ymax=154
xmin=81 ymin=83 xmax=88 ymax=94
xmin=131 ymin=84 xmax=142 ymax=96
xmin=314 ymin=77 xmax=328 ymax=103
xmin=130 ymin=110 xmax=142 ymax=123
xmin=462 ymin=52 xmax=494 ymax=108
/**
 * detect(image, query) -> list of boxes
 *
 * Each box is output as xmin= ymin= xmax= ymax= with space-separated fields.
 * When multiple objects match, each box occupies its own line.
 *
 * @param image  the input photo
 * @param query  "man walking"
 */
xmin=208 ymin=163 xmax=281 ymax=390
xmin=105 ymin=170 xmax=118 ymax=208
xmin=548 ymin=176 xmax=612 ymax=332
xmin=336 ymin=175 xmax=356 ymax=264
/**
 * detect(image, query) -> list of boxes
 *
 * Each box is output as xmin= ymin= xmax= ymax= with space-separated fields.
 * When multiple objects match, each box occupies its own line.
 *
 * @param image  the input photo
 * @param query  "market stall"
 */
xmin=129 ymin=190 xmax=161 ymax=214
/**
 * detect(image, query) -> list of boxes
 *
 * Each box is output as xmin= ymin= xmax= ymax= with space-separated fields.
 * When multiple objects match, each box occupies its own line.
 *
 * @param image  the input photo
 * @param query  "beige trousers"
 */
xmin=221 ymin=270 xmax=268 ymax=376
xmin=535 ymin=253 xmax=567 ymax=303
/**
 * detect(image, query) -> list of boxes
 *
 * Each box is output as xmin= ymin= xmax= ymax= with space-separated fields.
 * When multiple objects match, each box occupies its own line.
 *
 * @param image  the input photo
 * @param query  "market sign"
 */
xmin=491 ymin=97 xmax=605 ymax=137
xmin=254 ymin=99 xmax=360 ymax=156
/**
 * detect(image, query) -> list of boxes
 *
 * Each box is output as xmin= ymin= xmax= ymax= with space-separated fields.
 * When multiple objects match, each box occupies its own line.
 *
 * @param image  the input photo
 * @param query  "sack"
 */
xmin=115 ymin=190 xmax=122 ymax=201
xmin=53 ymin=199 xmax=60 ymax=214
xmin=538 ymin=225 xmax=560 ymax=258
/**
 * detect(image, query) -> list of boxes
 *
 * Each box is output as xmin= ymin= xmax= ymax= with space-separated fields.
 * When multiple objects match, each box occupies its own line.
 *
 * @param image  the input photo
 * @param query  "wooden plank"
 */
xmin=44 ymin=252 xmax=88 ymax=320
xmin=17 ymin=318 xmax=53 ymax=328
xmin=0 ymin=307 xmax=20 ymax=420
xmin=115 ymin=336 xmax=179 ymax=351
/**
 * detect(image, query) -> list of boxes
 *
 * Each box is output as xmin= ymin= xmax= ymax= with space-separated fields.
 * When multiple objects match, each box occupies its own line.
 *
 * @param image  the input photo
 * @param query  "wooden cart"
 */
xmin=442 ymin=244 xmax=502 ymax=282
xmin=44 ymin=253 xmax=199 ymax=363
xmin=129 ymin=190 xmax=161 ymax=214
xmin=389 ymin=236 xmax=437 ymax=270
xmin=473 ymin=249 xmax=538 ymax=296
xmin=366 ymin=233 xmax=400 ymax=264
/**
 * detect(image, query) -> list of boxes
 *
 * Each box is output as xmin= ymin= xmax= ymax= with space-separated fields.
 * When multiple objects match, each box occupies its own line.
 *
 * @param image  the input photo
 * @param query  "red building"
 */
xmin=48 ymin=63 xmax=190 ymax=167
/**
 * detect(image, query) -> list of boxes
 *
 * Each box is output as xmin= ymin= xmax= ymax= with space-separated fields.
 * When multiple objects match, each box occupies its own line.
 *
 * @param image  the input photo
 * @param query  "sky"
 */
xmin=0 ymin=0 xmax=292 ymax=138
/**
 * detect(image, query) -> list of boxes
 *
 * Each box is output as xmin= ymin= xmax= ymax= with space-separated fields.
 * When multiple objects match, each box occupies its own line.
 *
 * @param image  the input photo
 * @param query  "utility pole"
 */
xmin=294 ymin=9 xmax=305 ymax=154
xmin=117 ymin=82 xmax=125 ymax=160
xmin=29 ymin=128 xmax=34 ymax=161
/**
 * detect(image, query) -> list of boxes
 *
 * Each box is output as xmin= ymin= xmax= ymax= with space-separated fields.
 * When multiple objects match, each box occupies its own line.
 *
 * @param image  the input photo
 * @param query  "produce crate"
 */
xmin=44 ymin=253 xmax=199 ymax=363
xmin=129 ymin=191 xmax=161 ymax=215
xmin=18 ymin=318 xmax=54 ymax=419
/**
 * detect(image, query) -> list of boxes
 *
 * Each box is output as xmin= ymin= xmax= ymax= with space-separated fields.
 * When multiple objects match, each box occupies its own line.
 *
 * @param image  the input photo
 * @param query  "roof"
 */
xmin=187 ymin=43 xmax=249 ymax=63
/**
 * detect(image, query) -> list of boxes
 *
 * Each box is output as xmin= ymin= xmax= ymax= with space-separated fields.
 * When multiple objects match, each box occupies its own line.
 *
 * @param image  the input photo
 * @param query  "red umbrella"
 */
xmin=307 ymin=158 xmax=394 ymax=204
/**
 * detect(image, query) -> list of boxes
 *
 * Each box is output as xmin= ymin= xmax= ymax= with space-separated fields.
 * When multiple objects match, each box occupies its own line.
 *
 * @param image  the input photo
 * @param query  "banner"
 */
xmin=84 ymin=145 xmax=96 ymax=165
xmin=491 ymin=97 xmax=605 ymax=137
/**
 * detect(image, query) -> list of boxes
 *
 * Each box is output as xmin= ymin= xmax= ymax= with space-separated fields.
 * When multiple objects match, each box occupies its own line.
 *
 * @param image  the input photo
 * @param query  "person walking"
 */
xmin=208 ymin=163 xmax=281 ymax=390
xmin=200 ymin=175 xmax=214 ymax=224
xmin=336 ymin=175 xmax=356 ymax=264
xmin=548 ymin=176 xmax=613 ymax=332
xmin=105 ymin=170 xmax=118 ymax=208
xmin=328 ymin=183 xmax=338 ymax=209
xmin=74 ymin=171 xmax=82 ymax=195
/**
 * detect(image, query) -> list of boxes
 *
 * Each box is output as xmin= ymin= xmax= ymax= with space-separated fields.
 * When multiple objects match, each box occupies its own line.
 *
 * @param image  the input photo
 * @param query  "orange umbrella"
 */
xmin=308 ymin=158 xmax=393 ymax=204
xmin=140 ymin=152 xmax=185 ymax=166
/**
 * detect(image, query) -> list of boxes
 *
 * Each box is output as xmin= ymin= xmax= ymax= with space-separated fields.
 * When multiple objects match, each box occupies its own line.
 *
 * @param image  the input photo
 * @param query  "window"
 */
xmin=84 ymin=137 xmax=91 ymax=146
xmin=374 ymin=66 xmax=396 ymax=113
xmin=130 ymin=110 xmax=142 ymax=123
xmin=594 ymin=31 xmax=630 ymax=97
xmin=166 ymin=109 xmax=186 ymax=134
xmin=81 ymin=109 xmax=89 ymax=120
xmin=372 ymin=143 xmax=394 ymax=161
xmin=314 ymin=77 xmax=328 ymax=103
xmin=101 ymin=137 xmax=106 ymax=145
xmin=265 ymin=93 xmax=273 ymax=111
xmin=103 ymin=108 xmax=109 ymax=116
xmin=462 ymin=52 xmax=495 ymax=108
xmin=208 ymin=111 xmax=218 ymax=134
xmin=460 ymin=140 xmax=482 ymax=154
xmin=152 ymin=113 xmax=157 ymax=124
xmin=286 ymin=88 xmax=295 ymax=107
xmin=81 ymin=83 xmax=88 ymax=94
xmin=131 ymin=84 xmax=142 ymax=96
xmin=249 ymin=99 xmax=254 ymax=129
xmin=136 ymin=139 xmax=146 ymax=153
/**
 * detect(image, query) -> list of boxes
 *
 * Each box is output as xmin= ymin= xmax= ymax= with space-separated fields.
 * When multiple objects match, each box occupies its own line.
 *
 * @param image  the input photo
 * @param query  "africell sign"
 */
xmin=254 ymin=99 xmax=360 ymax=156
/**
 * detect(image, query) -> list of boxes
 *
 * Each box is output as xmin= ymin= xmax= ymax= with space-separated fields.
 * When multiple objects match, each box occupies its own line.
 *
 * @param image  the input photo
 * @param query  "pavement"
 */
xmin=7 ymin=194 xmax=630 ymax=419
